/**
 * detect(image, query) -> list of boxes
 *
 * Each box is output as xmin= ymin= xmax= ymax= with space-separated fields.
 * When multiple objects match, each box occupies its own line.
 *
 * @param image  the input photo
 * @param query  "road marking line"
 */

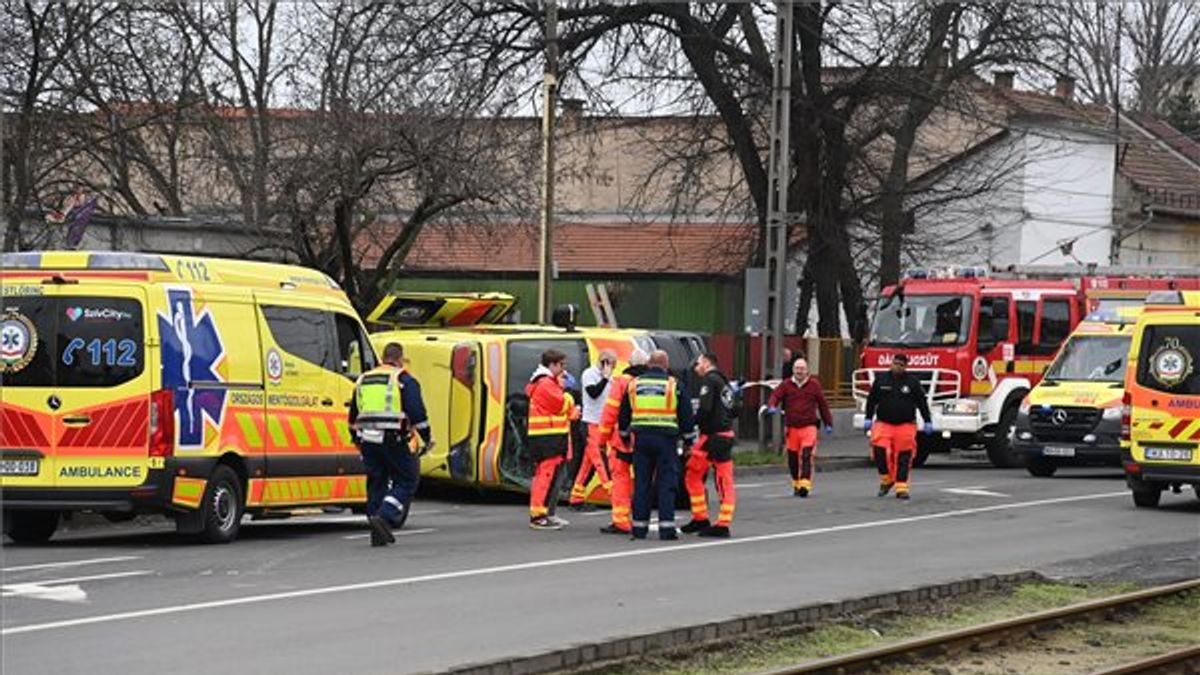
xmin=342 ymin=528 xmax=437 ymax=541
xmin=2 ymin=571 xmax=154 ymax=604
xmin=1 ymin=491 xmax=1127 ymax=636
xmin=1 ymin=556 xmax=143 ymax=574
xmin=943 ymin=486 xmax=1010 ymax=498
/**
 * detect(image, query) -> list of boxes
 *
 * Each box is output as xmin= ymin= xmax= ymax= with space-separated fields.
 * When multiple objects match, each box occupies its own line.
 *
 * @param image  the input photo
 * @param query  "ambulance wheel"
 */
xmin=198 ymin=465 xmax=244 ymax=544
xmin=1026 ymin=458 xmax=1058 ymax=478
xmin=1129 ymin=477 xmax=1162 ymax=508
xmin=4 ymin=510 xmax=60 ymax=544
xmin=985 ymin=405 xmax=1022 ymax=468
xmin=1194 ymin=486 xmax=1200 ymax=501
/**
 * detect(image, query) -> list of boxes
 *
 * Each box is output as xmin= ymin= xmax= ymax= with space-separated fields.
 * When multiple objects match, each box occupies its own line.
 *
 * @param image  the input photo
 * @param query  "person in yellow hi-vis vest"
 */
xmin=350 ymin=342 xmax=432 ymax=546
xmin=618 ymin=350 xmax=696 ymax=541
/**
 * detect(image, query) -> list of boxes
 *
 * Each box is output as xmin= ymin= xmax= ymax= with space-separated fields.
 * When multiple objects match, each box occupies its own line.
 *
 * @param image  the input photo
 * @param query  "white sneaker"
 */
xmin=548 ymin=515 xmax=570 ymax=527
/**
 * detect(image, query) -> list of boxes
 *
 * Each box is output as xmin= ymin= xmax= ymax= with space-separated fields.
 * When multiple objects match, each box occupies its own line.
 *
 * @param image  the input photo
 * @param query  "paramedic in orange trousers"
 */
xmin=681 ymin=352 xmax=739 ymax=538
xmin=765 ymin=358 xmax=833 ymax=497
xmin=570 ymin=350 xmax=616 ymax=510
xmin=526 ymin=349 xmax=578 ymax=529
xmin=863 ymin=353 xmax=934 ymax=500
xmin=597 ymin=348 xmax=649 ymax=534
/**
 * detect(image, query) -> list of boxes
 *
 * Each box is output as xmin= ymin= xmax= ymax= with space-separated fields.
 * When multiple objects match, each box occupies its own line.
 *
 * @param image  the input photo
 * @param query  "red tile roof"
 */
xmin=357 ymin=221 xmax=766 ymax=277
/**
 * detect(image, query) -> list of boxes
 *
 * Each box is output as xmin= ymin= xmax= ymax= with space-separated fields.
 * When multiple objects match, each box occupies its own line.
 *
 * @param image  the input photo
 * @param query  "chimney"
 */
xmin=1055 ymin=74 xmax=1076 ymax=101
xmin=560 ymin=98 xmax=585 ymax=127
xmin=993 ymin=70 xmax=1015 ymax=91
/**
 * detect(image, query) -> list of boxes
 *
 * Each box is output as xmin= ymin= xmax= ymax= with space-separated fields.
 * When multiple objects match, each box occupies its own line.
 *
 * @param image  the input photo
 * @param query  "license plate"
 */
xmin=0 ymin=459 xmax=40 ymax=476
xmin=1044 ymin=446 xmax=1076 ymax=458
xmin=1144 ymin=447 xmax=1194 ymax=462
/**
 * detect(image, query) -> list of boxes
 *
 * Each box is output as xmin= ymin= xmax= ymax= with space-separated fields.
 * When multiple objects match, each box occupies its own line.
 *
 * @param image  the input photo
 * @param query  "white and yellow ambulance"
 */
xmin=1122 ymin=291 xmax=1200 ymax=507
xmin=1 ymin=251 xmax=376 ymax=543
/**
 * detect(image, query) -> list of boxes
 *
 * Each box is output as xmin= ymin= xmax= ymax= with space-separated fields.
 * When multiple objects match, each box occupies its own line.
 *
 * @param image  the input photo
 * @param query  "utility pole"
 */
xmin=538 ymin=0 xmax=558 ymax=323
xmin=759 ymin=0 xmax=795 ymax=451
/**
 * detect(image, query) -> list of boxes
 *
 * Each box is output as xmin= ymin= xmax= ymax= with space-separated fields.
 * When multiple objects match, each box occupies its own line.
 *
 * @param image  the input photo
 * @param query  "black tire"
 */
xmin=1026 ymin=458 xmax=1058 ymax=478
xmin=1129 ymin=477 xmax=1163 ymax=508
xmin=985 ymin=404 xmax=1023 ymax=468
xmin=915 ymin=435 xmax=948 ymax=468
xmin=198 ymin=465 xmax=245 ymax=544
xmin=4 ymin=511 xmax=60 ymax=544
xmin=1195 ymin=486 xmax=1200 ymax=501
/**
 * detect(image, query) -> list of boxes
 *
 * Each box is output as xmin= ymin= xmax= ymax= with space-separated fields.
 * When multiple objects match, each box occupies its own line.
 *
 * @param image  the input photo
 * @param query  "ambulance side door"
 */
xmin=331 ymin=310 xmax=376 ymax=478
xmin=254 ymin=294 xmax=342 ymax=492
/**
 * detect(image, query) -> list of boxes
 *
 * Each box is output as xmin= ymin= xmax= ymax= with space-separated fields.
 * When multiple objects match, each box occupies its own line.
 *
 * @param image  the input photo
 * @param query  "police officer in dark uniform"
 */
xmin=350 ymin=342 xmax=432 ymax=546
xmin=619 ymin=349 xmax=696 ymax=541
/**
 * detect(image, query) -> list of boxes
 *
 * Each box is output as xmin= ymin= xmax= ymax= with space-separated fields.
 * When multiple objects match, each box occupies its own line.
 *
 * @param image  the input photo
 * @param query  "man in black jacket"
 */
xmin=864 ymin=353 xmax=934 ymax=499
xmin=681 ymin=352 xmax=739 ymax=538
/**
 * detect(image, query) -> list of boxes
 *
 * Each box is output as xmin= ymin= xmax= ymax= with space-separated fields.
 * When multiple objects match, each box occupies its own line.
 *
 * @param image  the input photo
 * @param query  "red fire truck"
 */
xmin=852 ymin=265 xmax=1200 ymax=468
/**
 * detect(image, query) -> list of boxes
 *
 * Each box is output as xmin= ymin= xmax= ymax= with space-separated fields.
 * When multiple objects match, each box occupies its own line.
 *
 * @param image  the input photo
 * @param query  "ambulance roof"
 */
xmin=1 ymin=251 xmax=341 ymax=293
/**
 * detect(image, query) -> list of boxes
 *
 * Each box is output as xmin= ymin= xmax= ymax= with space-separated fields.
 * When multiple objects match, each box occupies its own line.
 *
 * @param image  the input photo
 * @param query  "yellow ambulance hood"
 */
xmin=366 ymin=292 xmax=515 ymax=328
xmin=1027 ymin=380 xmax=1123 ymax=409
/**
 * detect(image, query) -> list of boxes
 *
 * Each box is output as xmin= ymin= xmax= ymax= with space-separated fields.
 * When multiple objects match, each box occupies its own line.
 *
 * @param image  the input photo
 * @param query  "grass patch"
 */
xmin=585 ymin=581 xmax=1168 ymax=675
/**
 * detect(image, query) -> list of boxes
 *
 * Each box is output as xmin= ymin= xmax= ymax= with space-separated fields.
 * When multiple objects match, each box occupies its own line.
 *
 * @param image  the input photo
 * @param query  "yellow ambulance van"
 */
xmin=1 ymin=251 xmax=376 ymax=543
xmin=365 ymin=292 xmax=663 ymax=503
xmin=1122 ymin=291 xmax=1200 ymax=507
xmin=1013 ymin=307 xmax=1141 ymax=477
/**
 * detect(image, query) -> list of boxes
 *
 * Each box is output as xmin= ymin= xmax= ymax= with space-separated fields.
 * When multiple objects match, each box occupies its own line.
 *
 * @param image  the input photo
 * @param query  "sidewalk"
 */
xmin=733 ymin=434 xmax=871 ymax=477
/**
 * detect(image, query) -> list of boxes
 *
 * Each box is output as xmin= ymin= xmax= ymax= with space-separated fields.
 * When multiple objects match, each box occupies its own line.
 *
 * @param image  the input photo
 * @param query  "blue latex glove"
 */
xmin=863 ymin=419 xmax=873 ymax=432
xmin=562 ymin=372 xmax=578 ymax=390
xmin=728 ymin=380 xmax=742 ymax=394
xmin=768 ymin=406 xmax=781 ymax=415
xmin=823 ymin=425 xmax=834 ymax=436
xmin=923 ymin=422 xmax=934 ymax=435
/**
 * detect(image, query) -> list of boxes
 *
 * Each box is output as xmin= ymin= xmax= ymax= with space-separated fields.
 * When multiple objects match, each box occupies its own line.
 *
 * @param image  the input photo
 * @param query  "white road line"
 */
xmin=2 ymin=571 xmax=154 ymax=604
xmin=2 ymin=490 xmax=1127 ymax=636
xmin=943 ymin=486 xmax=1011 ymax=498
xmin=1 ymin=556 xmax=143 ymax=574
xmin=342 ymin=528 xmax=437 ymax=541
xmin=2 ymin=571 xmax=155 ymax=588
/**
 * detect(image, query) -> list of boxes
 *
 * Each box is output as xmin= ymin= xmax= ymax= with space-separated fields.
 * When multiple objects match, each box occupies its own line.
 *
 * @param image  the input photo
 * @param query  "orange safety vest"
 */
xmin=527 ymin=374 xmax=575 ymax=437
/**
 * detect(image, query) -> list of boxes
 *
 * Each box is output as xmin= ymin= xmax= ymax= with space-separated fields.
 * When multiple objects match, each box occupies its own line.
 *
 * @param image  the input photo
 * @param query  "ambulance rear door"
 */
xmin=1 ymin=283 xmax=150 ymax=490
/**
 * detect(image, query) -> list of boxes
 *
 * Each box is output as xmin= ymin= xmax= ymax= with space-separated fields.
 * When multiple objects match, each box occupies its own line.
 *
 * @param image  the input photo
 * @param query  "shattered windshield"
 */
xmin=870 ymin=294 xmax=972 ymax=348
xmin=1045 ymin=335 xmax=1129 ymax=383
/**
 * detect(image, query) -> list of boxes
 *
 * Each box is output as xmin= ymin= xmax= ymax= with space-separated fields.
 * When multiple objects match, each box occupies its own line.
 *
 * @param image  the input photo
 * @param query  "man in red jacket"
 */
xmin=765 ymin=358 xmax=833 ymax=497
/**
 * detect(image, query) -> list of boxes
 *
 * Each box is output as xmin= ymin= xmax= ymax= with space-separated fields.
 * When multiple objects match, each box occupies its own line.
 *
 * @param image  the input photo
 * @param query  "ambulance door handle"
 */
xmin=63 ymin=415 xmax=92 ymax=427
xmin=321 ymin=398 xmax=335 ymax=407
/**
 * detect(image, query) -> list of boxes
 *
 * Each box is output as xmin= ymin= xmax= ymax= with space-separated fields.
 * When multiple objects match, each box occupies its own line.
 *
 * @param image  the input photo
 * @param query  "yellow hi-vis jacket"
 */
xmin=354 ymin=365 xmax=408 ymax=431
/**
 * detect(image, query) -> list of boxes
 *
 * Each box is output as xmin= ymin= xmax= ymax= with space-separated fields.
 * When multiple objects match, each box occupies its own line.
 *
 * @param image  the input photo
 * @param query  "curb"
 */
xmin=438 ymin=571 xmax=1045 ymax=675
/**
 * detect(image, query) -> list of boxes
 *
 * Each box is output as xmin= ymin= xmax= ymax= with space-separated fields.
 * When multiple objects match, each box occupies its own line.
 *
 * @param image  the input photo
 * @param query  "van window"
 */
xmin=505 ymin=339 xmax=588 ymax=397
xmin=0 ymin=297 xmax=144 ymax=388
xmin=1136 ymin=325 xmax=1200 ymax=395
xmin=261 ymin=306 xmax=334 ymax=371
xmin=1039 ymin=299 xmax=1072 ymax=350
xmin=334 ymin=313 xmax=375 ymax=379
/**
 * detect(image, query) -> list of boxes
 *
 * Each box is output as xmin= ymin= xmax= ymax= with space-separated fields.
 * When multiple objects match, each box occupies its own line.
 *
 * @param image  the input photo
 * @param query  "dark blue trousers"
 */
xmin=359 ymin=435 xmax=419 ymax=527
xmin=631 ymin=433 xmax=679 ymax=538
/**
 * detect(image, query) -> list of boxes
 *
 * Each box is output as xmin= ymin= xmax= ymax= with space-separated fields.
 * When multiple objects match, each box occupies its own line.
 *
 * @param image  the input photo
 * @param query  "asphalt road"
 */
xmin=3 ymin=457 xmax=1198 ymax=675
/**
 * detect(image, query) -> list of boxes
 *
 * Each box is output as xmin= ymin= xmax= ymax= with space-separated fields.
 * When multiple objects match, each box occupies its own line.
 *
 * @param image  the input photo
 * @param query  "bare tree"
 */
xmin=1053 ymin=0 xmax=1200 ymax=112
xmin=486 ymin=1 xmax=1041 ymax=338
xmin=2 ymin=2 xmax=113 ymax=251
